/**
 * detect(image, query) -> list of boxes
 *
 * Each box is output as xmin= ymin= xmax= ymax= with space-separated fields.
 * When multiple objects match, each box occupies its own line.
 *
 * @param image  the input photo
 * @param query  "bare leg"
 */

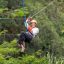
xmin=20 ymin=41 xmax=25 ymax=52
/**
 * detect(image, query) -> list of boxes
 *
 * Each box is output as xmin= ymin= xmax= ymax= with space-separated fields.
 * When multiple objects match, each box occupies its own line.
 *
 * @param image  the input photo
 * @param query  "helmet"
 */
xmin=31 ymin=20 xmax=37 ymax=24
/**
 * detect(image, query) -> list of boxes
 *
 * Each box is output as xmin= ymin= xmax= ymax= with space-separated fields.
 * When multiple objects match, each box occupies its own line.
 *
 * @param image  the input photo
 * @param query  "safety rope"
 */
xmin=22 ymin=0 xmax=28 ymax=31
xmin=22 ymin=0 xmax=26 ymax=21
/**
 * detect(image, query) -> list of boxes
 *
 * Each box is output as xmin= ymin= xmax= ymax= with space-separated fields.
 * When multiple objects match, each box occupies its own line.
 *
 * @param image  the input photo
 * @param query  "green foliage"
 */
xmin=21 ymin=55 xmax=48 ymax=64
xmin=0 ymin=0 xmax=64 ymax=64
xmin=0 ymin=48 xmax=17 ymax=55
xmin=0 ymin=0 xmax=7 ymax=8
xmin=0 ymin=30 xmax=8 ymax=36
xmin=0 ymin=39 xmax=19 ymax=56
xmin=0 ymin=54 xmax=5 ymax=64
xmin=0 ymin=54 xmax=49 ymax=64
xmin=10 ymin=8 xmax=24 ymax=18
xmin=0 ymin=39 xmax=17 ymax=48
xmin=0 ymin=8 xmax=8 ymax=14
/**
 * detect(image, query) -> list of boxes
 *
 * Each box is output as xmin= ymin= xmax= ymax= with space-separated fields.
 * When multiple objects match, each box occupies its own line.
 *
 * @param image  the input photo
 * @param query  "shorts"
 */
xmin=18 ymin=32 xmax=33 ymax=44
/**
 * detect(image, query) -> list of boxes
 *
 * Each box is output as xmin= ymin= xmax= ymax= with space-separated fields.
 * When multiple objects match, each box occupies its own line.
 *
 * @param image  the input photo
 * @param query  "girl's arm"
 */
xmin=24 ymin=18 xmax=29 ymax=29
xmin=24 ymin=18 xmax=32 ymax=32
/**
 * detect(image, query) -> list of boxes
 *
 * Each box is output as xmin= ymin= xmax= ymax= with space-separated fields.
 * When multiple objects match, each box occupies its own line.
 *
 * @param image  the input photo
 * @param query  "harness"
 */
xmin=26 ymin=32 xmax=33 ymax=37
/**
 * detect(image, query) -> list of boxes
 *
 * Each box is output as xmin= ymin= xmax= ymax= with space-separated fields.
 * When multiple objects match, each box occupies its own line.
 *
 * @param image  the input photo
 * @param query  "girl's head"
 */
xmin=31 ymin=20 xmax=37 ymax=28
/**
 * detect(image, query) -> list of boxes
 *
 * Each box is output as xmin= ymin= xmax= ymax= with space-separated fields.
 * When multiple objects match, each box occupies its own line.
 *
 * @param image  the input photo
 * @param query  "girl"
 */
xmin=18 ymin=18 xmax=39 ymax=52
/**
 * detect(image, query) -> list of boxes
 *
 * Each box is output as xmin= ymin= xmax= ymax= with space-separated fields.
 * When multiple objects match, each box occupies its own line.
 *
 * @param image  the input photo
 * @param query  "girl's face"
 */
xmin=31 ymin=22 xmax=36 ymax=28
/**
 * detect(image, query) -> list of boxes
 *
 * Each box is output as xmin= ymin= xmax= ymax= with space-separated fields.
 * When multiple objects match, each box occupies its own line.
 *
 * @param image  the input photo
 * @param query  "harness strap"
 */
xmin=26 ymin=32 xmax=33 ymax=37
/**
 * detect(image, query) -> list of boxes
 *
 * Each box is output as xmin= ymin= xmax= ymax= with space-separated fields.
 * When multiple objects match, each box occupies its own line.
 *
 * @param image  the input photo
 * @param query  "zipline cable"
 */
xmin=31 ymin=1 xmax=55 ymax=18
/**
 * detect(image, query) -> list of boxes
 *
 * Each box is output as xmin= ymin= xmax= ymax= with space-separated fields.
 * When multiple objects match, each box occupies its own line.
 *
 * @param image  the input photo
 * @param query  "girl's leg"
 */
xmin=20 ymin=41 xmax=25 ymax=52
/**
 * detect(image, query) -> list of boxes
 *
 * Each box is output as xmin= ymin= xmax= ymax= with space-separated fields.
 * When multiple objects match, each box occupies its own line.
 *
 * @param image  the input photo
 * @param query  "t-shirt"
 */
xmin=31 ymin=27 xmax=39 ymax=37
xmin=27 ymin=26 xmax=39 ymax=37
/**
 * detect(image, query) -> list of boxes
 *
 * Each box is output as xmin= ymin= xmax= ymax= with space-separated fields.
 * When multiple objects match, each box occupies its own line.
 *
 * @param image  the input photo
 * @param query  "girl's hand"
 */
xmin=26 ymin=17 xmax=32 ymax=22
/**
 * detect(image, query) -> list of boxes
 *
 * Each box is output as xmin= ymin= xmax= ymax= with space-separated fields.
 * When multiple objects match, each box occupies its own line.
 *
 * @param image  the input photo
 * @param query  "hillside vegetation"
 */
xmin=0 ymin=0 xmax=64 ymax=64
